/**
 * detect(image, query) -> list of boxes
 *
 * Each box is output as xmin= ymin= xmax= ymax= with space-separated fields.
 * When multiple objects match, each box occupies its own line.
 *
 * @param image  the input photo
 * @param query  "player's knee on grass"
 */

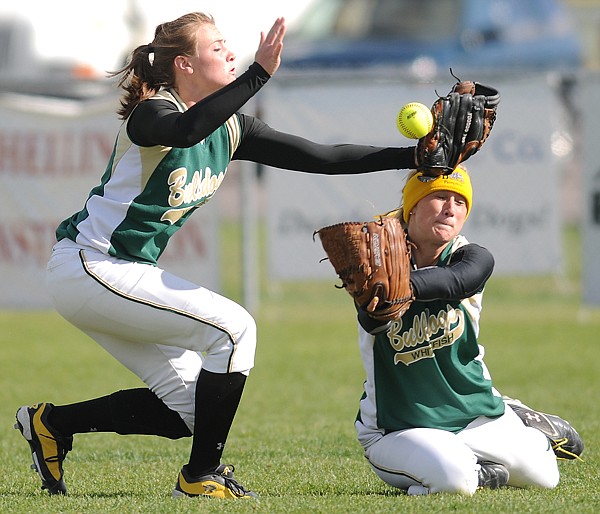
xmin=366 ymin=428 xmax=479 ymax=496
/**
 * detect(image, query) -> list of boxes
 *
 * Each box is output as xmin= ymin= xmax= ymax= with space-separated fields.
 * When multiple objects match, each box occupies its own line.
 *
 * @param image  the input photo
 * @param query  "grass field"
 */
xmin=1 ymin=224 xmax=599 ymax=513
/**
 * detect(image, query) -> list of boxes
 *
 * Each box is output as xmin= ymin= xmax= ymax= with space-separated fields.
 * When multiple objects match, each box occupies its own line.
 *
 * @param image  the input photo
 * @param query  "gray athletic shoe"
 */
xmin=504 ymin=397 xmax=584 ymax=460
xmin=477 ymin=461 xmax=509 ymax=490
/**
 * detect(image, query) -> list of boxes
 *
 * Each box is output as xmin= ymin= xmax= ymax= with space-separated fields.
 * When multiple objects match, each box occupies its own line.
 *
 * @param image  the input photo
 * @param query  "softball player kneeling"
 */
xmin=354 ymin=167 xmax=583 ymax=495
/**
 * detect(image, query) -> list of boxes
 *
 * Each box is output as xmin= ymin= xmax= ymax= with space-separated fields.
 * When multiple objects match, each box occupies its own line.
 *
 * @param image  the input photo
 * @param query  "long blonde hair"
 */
xmin=376 ymin=170 xmax=418 ymax=228
xmin=109 ymin=12 xmax=215 ymax=119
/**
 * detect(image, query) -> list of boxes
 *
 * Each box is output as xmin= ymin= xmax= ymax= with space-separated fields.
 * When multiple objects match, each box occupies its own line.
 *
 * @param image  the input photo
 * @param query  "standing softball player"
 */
xmin=354 ymin=167 xmax=583 ymax=495
xmin=13 ymin=12 xmax=438 ymax=499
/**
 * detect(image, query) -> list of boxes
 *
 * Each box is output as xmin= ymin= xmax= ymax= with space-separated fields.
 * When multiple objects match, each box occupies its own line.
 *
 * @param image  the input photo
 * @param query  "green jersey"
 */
xmin=56 ymin=89 xmax=241 ymax=265
xmin=357 ymin=235 xmax=504 ymax=436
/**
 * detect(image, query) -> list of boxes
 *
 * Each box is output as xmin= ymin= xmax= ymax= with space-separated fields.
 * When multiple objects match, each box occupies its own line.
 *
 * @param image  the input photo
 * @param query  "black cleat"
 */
xmin=15 ymin=403 xmax=73 ymax=495
xmin=504 ymin=397 xmax=584 ymax=460
xmin=478 ymin=461 xmax=509 ymax=490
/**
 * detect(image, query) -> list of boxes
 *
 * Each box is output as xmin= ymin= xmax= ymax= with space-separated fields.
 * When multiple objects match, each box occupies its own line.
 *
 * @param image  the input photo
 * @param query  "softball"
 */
xmin=396 ymin=102 xmax=433 ymax=139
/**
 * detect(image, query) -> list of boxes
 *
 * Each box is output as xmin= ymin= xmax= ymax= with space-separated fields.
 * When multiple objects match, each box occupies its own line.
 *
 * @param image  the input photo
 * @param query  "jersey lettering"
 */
xmin=387 ymin=305 xmax=464 ymax=365
xmin=162 ymin=166 xmax=226 ymax=224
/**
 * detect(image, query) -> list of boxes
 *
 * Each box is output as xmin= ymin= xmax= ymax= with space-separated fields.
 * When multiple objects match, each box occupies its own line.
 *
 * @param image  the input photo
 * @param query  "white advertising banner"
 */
xmin=0 ymin=93 xmax=219 ymax=308
xmin=262 ymin=73 xmax=563 ymax=279
xmin=581 ymin=72 xmax=600 ymax=305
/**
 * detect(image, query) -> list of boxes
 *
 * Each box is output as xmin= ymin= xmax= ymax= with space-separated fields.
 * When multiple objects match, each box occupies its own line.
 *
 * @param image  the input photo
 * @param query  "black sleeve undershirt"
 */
xmin=409 ymin=243 xmax=495 ymax=301
xmin=357 ymin=243 xmax=495 ymax=334
xmin=127 ymin=62 xmax=416 ymax=174
xmin=127 ymin=62 xmax=272 ymax=147
xmin=233 ymin=115 xmax=416 ymax=174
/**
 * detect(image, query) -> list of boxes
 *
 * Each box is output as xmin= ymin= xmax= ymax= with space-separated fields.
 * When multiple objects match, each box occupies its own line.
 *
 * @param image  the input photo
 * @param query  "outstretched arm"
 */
xmin=233 ymin=115 xmax=417 ymax=174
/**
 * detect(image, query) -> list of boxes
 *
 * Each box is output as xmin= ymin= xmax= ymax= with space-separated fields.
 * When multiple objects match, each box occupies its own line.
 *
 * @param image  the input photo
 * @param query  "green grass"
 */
xmin=1 ymin=223 xmax=599 ymax=513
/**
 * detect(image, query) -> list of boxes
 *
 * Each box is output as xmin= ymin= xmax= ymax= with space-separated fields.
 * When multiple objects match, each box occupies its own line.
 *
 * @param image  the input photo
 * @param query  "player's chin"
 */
xmin=210 ymin=76 xmax=236 ymax=95
xmin=432 ymin=226 xmax=459 ymax=241
xmin=217 ymin=73 xmax=236 ymax=88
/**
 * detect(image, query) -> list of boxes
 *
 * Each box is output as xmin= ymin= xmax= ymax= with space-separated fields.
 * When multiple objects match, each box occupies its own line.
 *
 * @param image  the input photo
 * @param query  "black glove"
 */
xmin=416 ymin=80 xmax=500 ymax=177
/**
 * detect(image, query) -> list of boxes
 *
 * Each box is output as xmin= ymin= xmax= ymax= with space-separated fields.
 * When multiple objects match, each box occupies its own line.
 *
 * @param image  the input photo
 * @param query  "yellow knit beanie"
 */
xmin=402 ymin=166 xmax=473 ymax=223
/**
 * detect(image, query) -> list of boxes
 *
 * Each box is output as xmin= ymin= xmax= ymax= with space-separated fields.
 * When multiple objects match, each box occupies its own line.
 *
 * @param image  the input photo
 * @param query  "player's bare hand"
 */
xmin=254 ymin=17 xmax=286 ymax=76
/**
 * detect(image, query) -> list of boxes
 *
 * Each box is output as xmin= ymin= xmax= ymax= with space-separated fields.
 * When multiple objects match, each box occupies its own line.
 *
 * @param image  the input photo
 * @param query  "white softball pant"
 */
xmin=357 ymin=405 xmax=559 ymax=496
xmin=45 ymin=239 xmax=257 ymax=431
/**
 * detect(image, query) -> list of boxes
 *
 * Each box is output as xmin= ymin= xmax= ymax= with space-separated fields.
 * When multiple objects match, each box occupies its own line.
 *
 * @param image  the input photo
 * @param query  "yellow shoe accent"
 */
xmin=173 ymin=464 xmax=257 ymax=499
xmin=32 ymin=404 xmax=63 ymax=482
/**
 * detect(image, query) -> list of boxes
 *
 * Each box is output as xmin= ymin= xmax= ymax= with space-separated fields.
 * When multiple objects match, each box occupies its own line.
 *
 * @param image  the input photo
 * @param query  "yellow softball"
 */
xmin=396 ymin=102 xmax=434 ymax=139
